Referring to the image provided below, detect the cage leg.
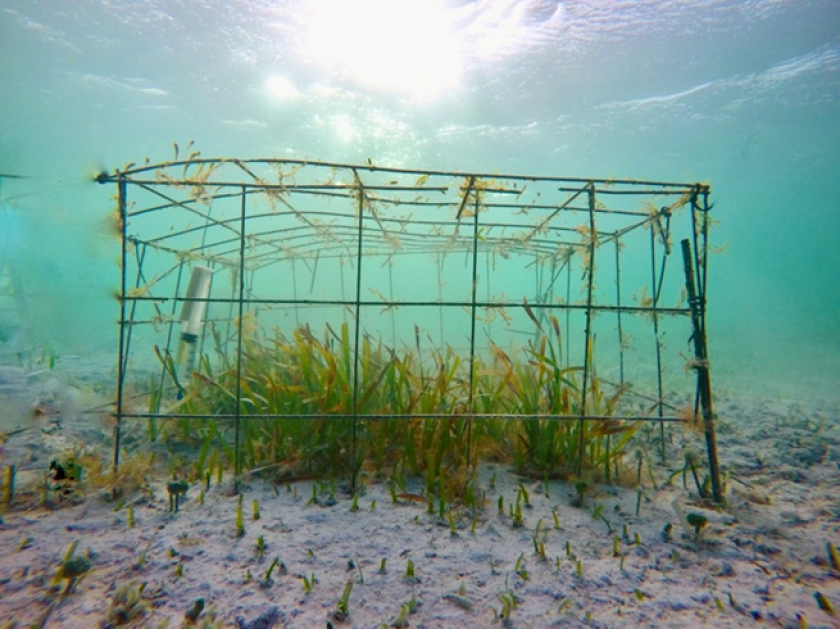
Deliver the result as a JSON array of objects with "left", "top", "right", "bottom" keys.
[
  {"left": 388, "top": 257, "right": 396, "bottom": 348},
  {"left": 114, "top": 176, "right": 128, "bottom": 473},
  {"left": 437, "top": 252, "right": 445, "bottom": 345},
  {"left": 680, "top": 239, "right": 723, "bottom": 504},
  {"left": 576, "top": 184, "right": 597, "bottom": 477},
  {"left": 350, "top": 178, "right": 365, "bottom": 491},
  {"left": 465, "top": 194, "right": 480, "bottom": 469},
  {"left": 614, "top": 236, "right": 625, "bottom": 385},
  {"left": 340, "top": 254, "right": 348, "bottom": 327},
  {"left": 649, "top": 229, "right": 667, "bottom": 462},
  {"left": 291, "top": 256, "right": 299, "bottom": 328}
]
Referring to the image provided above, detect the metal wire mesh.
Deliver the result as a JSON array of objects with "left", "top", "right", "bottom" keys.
[{"left": 98, "top": 157, "right": 721, "bottom": 500}]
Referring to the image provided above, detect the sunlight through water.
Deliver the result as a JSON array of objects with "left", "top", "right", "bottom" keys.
[{"left": 298, "top": 0, "right": 463, "bottom": 99}]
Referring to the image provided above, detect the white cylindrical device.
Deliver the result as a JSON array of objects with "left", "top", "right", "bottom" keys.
[{"left": 177, "top": 265, "right": 213, "bottom": 384}]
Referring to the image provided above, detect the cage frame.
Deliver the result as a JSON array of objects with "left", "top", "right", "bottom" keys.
[{"left": 97, "top": 157, "right": 722, "bottom": 502}]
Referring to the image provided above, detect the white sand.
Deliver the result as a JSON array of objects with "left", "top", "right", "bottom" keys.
[{"left": 1, "top": 376, "right": 839, "bottom": 628}]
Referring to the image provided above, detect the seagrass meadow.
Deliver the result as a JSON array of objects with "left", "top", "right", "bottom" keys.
[
  {"left": 97, "top": 155, "right": 722, "bottom": 502},
  {"left": 4, "top": 3, "right": 840, "bottom": 626}
]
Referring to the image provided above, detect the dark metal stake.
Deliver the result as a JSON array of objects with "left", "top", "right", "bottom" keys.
[
  {"left": 351, "top": 172, "right": 365, "bottom": 491},
  {"left": 113, "top": 175, "right": 128, "bottom": 472},
  {"left": 576, "top": 184, "right": 597, "bottom": 477},
  {"left": 291, "top": 256, "right": 300, "bottom": 327},
  {"left": 680, "top": 238, "right": 723, "bottom": 504},
  {"left": 613, "top": 236, "right": 625, "bottom": 385},
  {"left": 466, "top": 189, "right": 480, "bottom": 469},
  {"left": 649, "top": 228, "right": 666, "bottom": 462},
  {"left": 233, "top": 187, "right": 247, "bottom": 484}
]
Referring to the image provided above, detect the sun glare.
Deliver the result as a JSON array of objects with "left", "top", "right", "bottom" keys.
[
  {"left": 300, "top": 0, "right": 462, "bottom": 99},
  {"left": 265, "top": 75, "right": 301, "bottom": 102}
]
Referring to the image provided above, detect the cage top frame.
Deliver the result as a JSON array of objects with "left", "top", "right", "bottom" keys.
[{"left": 97, "top": 156, "right": 711, "bottom": 273}]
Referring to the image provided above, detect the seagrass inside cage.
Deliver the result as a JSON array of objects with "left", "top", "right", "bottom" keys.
[{"left": 99, "top": 158, "right": 721, "bottom": 501}]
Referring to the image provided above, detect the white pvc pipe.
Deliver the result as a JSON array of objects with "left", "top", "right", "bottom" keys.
[{"left": 177, "top": 266, "right": 213, "bottom": 384}]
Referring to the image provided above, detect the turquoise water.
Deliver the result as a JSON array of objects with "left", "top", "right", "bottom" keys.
[{"left": 1, "top": 0, "right": 838, "bottom": 401}]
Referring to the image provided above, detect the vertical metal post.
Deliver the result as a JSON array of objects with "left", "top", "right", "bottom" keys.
[
  {"left": 223, "top": 269, "right": 237, "bottom": 356},
  {"left": 437, "top": 252, "right": 445, "bottom": 344},
  {"left": 565, "top": 249, "right": 572, "bottom": 368},
  {"left": 546, "top": 255, "right": 557, "bottom": 335},
  {"left": 533, "top": 255, "right": 541, "bottom": 345},
  {"left": 247, "top": 268, "right": 257, "bottom": 326},
  {"left": 291, "top": 256, "right": 300, "bottom": 327},
  {"left": 388, "top": 258, "right": 396, "bottom": 348},
  {"left": 681, "top": 238, "right": 722, "bottom": 504},
  {"left": 196, "top": 198, "right": 215, "bottom": 366},
  {"left": 701, "top": 189, "right": 710, "bottom": 306},
  {"left": 113, "top": 175, "right": 128, "bottom": 472},
  {"left": 649, "top": 228, "right": 666, "bottom": 461},
  {"left": 690, "top": 187, "right": 706, "bottom": 307},
  {"left": 576, "top": 183, "right": 597, "bottom": 476},
  {"left": 466, "top": 185, "right": 480, "bottom": 468},
  {"left": 340, "top": 254, "right": 348, "bottom": 327},
  {"left": 351, "top": 174, "right": 365, "bottom": 490},
  {"left": 613, "top": 236, "right": 625, "bottom": 385},
  {"left": 155, "top": 260, "right": 186, "bottom": 422},
  {"left": 485, "top": 250, "right": 492, "bottom": 339},
  {"left": 233, "top": 186, "right": 247, "bottom": 481}
]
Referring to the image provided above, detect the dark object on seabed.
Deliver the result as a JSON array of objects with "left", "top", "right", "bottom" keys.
[
  {"left": 235, "top": 605, "right": 283, "bottom": 629},
  {"left": 50, "top": 459, "right": 80, "bottom": 481}
]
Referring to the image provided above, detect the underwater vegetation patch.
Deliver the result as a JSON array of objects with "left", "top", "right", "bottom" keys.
[
  {"left": 98, "top": 154, "right": 722, "bottom": 501},
  {"left": 147, "top": 316, "right": 637, "bottom": 488}
]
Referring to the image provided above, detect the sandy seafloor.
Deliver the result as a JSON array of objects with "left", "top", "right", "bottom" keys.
[{"left": 1, "top": 361, "right": 839, "bottom": 629}]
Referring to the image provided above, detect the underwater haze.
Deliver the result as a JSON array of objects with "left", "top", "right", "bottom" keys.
[{"left": 0, "top": 0, "right": 838, "bottom": 401}]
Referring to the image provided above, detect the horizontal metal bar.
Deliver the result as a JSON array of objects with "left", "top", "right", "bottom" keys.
[
  {"left": 117, "top": 296, "right": 690, "bottom": 315},
  {"left": 115, "top": 411, "right": 685, "bottom": 422},
  {"left": 122, "top": 178, "right": 451, "bottom": 194},
  {"left": 561, "top": 187, "right": 693, "bottom": 196},
  {"left": 107, "top": 157, "right": 707, "bottom": 190}
]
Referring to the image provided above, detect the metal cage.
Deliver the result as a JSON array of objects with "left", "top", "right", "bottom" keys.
[{"left": 98, "top": 157, "right": 721, "bottom": 501}]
